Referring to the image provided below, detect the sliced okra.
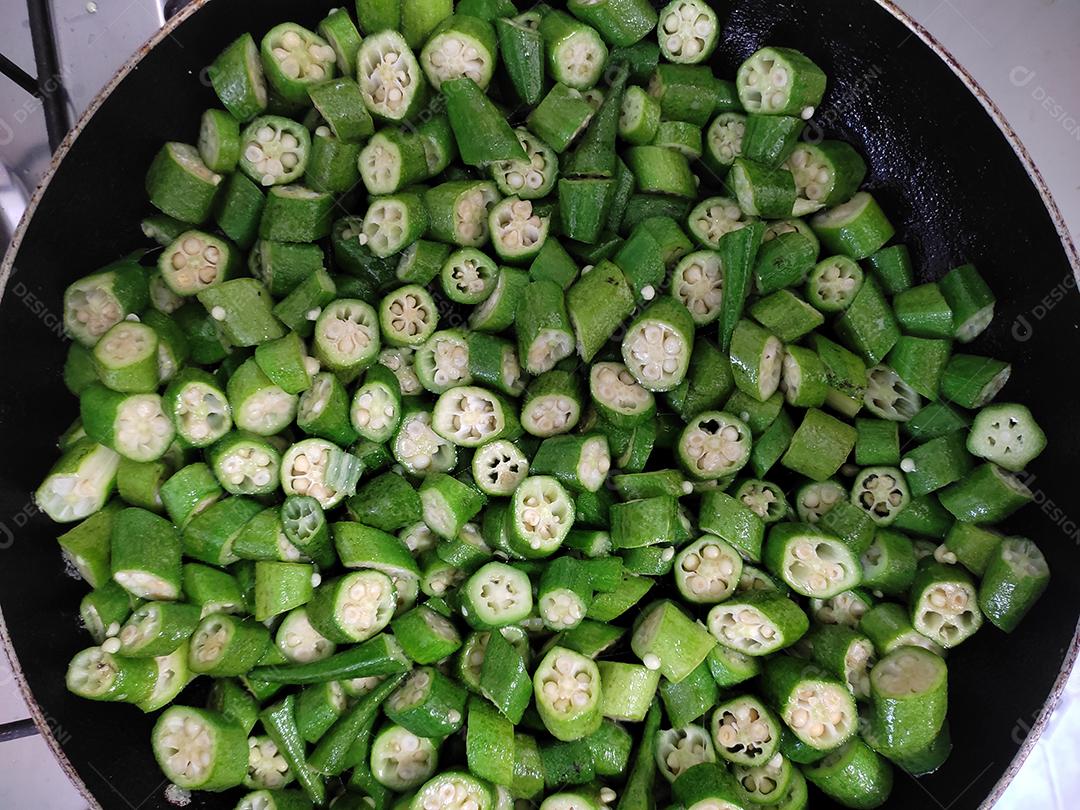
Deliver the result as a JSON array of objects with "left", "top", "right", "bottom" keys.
[
  {"left": 214, "top": 173, "right": 266, "bottom": 250},
  {"left": 491, "top": 128, "right": 558, "bottom": 200},
  {"left": 444, "top": 77, "right": 529, "bottom": 166},
  {"left": 409, "top": 772, "right": 494, "bottom": 810},
  {"left": 806, "top": 623, "right": 877, "bottom": 699},
  {"left": 472, "top": 439, "right": 530, "bottom": 497},
  {"left": 674, "top": 537, "right": 742, "bottom": 604},
  {"left": 763, "top": 523, "right": 862, "bottom": 599},
  {"left": 110, "top": 508, "right": 182, "bottom": 600},
  {"left": 421, "top": 14, "right": 498, "bottom": 91},
  {"left": 522, "top": 370, "right": 583, "bottom": 437},
  {"left": 242, "top": 735, "right": 294, "bottom": 789},
  {"left": 197, "top": 108, "right": 240, "bottom": 175},
  {"left": 668, "top": 250, "right": 724, "bottom": 326},
  {"left": 539, "top": 11, "right": 609, "bottom": 90},
  {"left": 656, "top": 0, "right": 718, "bottom": 63},
  {"left": 358, "top": 31, "right": 429, "bottom": 123},
  {"left": 314, "top": 298, "right": 380, "bottom": 379},
  {"left": 419, "top": 473, "right": 485, "bottom": 540},
  {"left": 802, "top": 739, "right": 892, "bottom": 808},
  {"left": 698, "top": 489, "right": 765, "bottom": 562},
  {"left": 209, "top": 34, "right": 268, "bottom": 121},
  {"left": 397, "top": 239, "right": 453, "bottom": 287},
  {"left": 386, "top": 666, "right": 468, "bottom": 737},
  {"left": 318, "top": 7, "right": 363, "bottom": 77},
  {"left": 281, "top": 439, "right": 360, "bottom": 509},
  {"left": 228, "top": 358, "right": 299, "bottom": 436},
  {"left": 370, "top": 725, "right": 439, "bottom": 790},
  {"left": 735, "top": 479, "right": 790, "bottom": 523},
  {"left": 81, "top": 385, "right": 175, "bottom": 463},
  {"left": 786, "top": 141, "right": 867, "bottom": 212},
  {"left": 762, "top": 656, "right": 858, "bottom": 753},
  {"left": 531, "top": 434, "right": 611, "bottom": 494},
  {"left": 260, "top": 23, "right": 337, "bottom": 105},
  {"left": 810, "top": 588, "right": 874, "bottom": 629},
  {"left": 939, "top": 263, "right": 995, "bottom": 343},
  {"left": 678, "top": 410, "right": 752, "bottom": 481},
  {"left": 940, "top": 353, "right": 1011, "bottom": 410},
  {"left": 467, "top": 332, "right": 526, "bottom": 398},
  {"left": 967, "top": 403, "right": 1041, "bottom": 473},
  {"left": 729, "top": 319, "right": 784, "bottom": 403},
  {"left": 708, "top": 695, "right": 782, "bottom": 770},
  {"left": 146, "top": 142, "right": 223, "bottom": 225},
  {"left": 90, "top": 320, "right": 159, "bottom": 394},
  {"left": 359, "top": 128, "right": 431, "bottom": 195},
  {"left": 863, "top": 364, "right": 921, "bottom": 422},
  {"left": 527, "top": 83, "right": 596, "bottom": 154},
  {"left": 417, "top": 329, "right": 474, "bottom": 394},
  {"left": 272, "top": 268, "right": 336, "bottom": 338},
  {"left": 900, "top": 432, "right": 973, "bottom": 498},
  {"left": 737, "top": 46, "right": 826, "bottom": 117},
  {"left": 58, "top": 504, "right": 120, "bottom": 588},
  {"left": 393, "top": 408, "right": 457, "bottom": 476},
  {"left": 458, "top": 561, "right": 533, "bottom": 630},
  {"left": 707, "top": 592, "right": 808, "bottom": 657},
  {"left": 589, "top": 362, "right": 656, "bottom": 428},
  {"left": 619, "top": 85, "right": 662, "bottom": 146},
  {"left": 305, "top": 571, "right": 396, "bottom": 645},
  {"left": 505, "top": 475, "right": 576, "bottom": 558},
  {"left": 304, "top": 129, "right": 364, "bottom": 195},
  {"left": 159, "top": 463, "right": 223, "bottom": 529},
  {"left": 625, "top": 146, "right": 697, "bottom": 199},
  {"left": 866, "top": 645, "right": 947, "bottom": 758},
  {"left": 778, "top": 345, "right": 828, "bottom": 409},
  {"left": 655, "top": 725, "right": 717, "bottom": 782},
  {"left": 620, "top": 297, "right": 695, "bottom": 392},
  {"left": 810, "top": 192, "right": 895, "bottom": 260},
  {"left": 489, "top": 198, "right": 550, "bottom": 264},
  {"left": 150, "top": 706, "right": 249, "bottom": 790},
  {"left": 566, "top": 259, "right": 635, "bottom": 363},
  {"left": 495, "top": 16, "right": 545, "bottom": 106},
  {"left": 537, "top": 557, "right": 594, "bottom": 632},
  {"left": 253, "top": 331, "right": 313, "bottom": 396},
  {"left": 806, "top": 255, "right": 864, "bottom": 313},
  {"left": 632, "top": 600, "right": 716, "bottom": 684},
  {"left": 297, "top": 372, "right": 359, "bottom": 447},
  {"left": 275, "top": 608, "right": 336, "bottom": 664},
  {"left": 534, "top": 646, "right": 603, "bottom": 741},
  {"left": 909, "top": 561, "right": 982, "bottom": 648},
  {"left": 362, "top": 192, "right": 430, "bottom": 258},
  {"left": 470, "top": 265, "right": 529, "bottom": 333},
  {"left": 349, "top": 365, "right": 403, "bottom": 444},
  {"left": 188, "top": 612, "right": 271, "bottom": 676},
  {"left": 65, "top": 642, "right": 156, "bottom": 703},
  {"left": 441, "top": 248, "right": 499, "bottom": 304},
  {"left": 979, "top": 537, "right": 1050, "bottom": 632},
  {"left": 850, "top": 466, "right": 910, "bottom": 526},
  {"left": 295, "top": 680, "right": 347, "bottom": 745},
  {"left": 209, "top": 431, "right": 281, "bottom": 496},
  {"left": 653, "top": 120, "right": 704, "bottom": 160},
  {"left": 393, "top": 604, "right": 463, "bottom": 664},
  {"left": 239, "top": 116, "right": 311, "bottom": 186},
  {"left": 379, "top": 284, "right": 439, "bottom": 349},
  {"left": 858, "top": 602, "right": 943, "bottom": 657},
  {"left": 426, "top": 180, "right": 501, "bottom": 247},
  {"left": 517, "top": 280, "right": 575, "bottom": 376}
]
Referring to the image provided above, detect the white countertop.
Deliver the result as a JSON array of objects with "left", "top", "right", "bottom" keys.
[{"left": 1, "top": 0, "right": 1078, "bottom": 807}]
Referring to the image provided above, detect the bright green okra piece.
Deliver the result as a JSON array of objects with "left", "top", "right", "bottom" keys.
[
  {"left": 939, "top": 263, "right": 995, "bottom": 343},
  {"left": 111, "top": 507, "right": 183, "bottom": 600},
  {"left": 632, "top": 600, "right": 716, "bottom": 683},
  {"left": 938, "top": 463, "right": 1032, "bottom": 523},
  {"left": 80, "top": 385, "right": 174, "bottom": 463},
  {"left": 782, "top": 408, "right": 857, "bottom": 482},
  {"left": 978, "top": 537, "right": 1050, "bottom": 632},
  {"left": 899, "top": 432, "right": 974, "bottom": 497},
  {"left": 811, "top": 192, "right": 895, "bottom": 260},
  {"left": 940, "top": 353, "right": 1012, "bottom": 409},
  {"left": 867, "top": 645, "right": 947, "bottom": 756},
  {"left": 150, "top": 706, "right": 249, "bottom": 790},
  {"left": 539, "top": 11, "right": 609, "bottom": 90},
  {"left": 803, "top": 738, "right": 893, "bottom": 809},
  {"left": 625, "top": 145, "right": 697, "bottom": 199},
  {"left": 496, "top": 16, "right": 545, "bottom": 106},
  {"left": 528, "top": 83, "right": 596, "bottom": 153},
  {"left": 534, "top": 645, "right": 604, "bottom": 741},
  {"left": 260, "top": 185, "right": 334, "bottom": 243},
  {"left": 764, "top": 522, "right": 862, "bottom": 599},
  {"left": 146, "top": 142, "right": 223, "bottom": 224},
  {"left": 444, "top": 77, "right": 528, "bottom": 166}
]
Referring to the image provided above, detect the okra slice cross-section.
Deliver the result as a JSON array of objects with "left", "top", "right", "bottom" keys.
[
  {"left": 762, "top": 658, "right": 858, "bottom": 752},
  {"left": 151, "top": 706, "right": 248, "bottom": 791},
  {"left": 239, "top": 116, "right": 311, "bottom": 186},
  {"left": 409, "top": 771, "right": 493, "bottom": 810},
  {"left": 281, "top": 438, "right": 358, "bottom": 509},
  {"left": 433, "top": 386, "right": 513, "bottom": 447},
  {"left": 675, "top": 537, "right": 743, "bottom": 604},
  {"left": 710, "top": 695, "right": 781, "bottom": 767},
  {"left": 261, "top": 23, "right": 337, "bottom": 104},
  {"left": 851, "top": 466, "right": 909, "bottom": 526},
  {"left": 164, "top": 369, "right": 232, "bottom": 447},
  {"left": 673, "top": 250, "right": 725, "bottom": 326},
  {"left": 910, "top": 562, "right": 982, "bottom": 648},
  {"left": 357, "top": 31, "right": 426, "bottom": 123},
  {"left": 620, "top": 297, "right": 695, "bottom": 391},
  {"left": 657, "top": 0, "right": 719, "bottom": 64},
  {"left": 314, "top": 299, "right": 380, "bottom": 377},
  {"left": 420, "top": 14, "right": 498, "bottom": 91},
  {"left": 394, "top": 409, "right": 457, "bottom": 476},
  {"left": 380, "top": 284, "right": 438, "bottom": 348},
  {"left": 158, "top": 231, "right": 233, "bottom": 298},
  {"left": 707, "top": 592, "right": 808, "bottom": 656},
  {"left": 678, "top": 411, "right": 752, "bottom": 481},
  {"left": 654, "top": 725, "right": 717, "bottom": 782},
  {"left": 736, "top": 47, "right": 827, "bottom": 118},
  {"left": 507, "top": 475, "right": 576, "bottom": 558},
  {"left": 533, "top": 646, "right": 603, "bottom": 741},
  {"left": 472, "top": 439, "right": 529, "bottom": 497},
  {"left": 371, "top": 724, "right": 439, "bottom": 790},
  {"left": 764, "top": 523, "right": 862, "bottom": 599},
  {"left": 590, "top": 362, "right": 655, "bottom": 427}
]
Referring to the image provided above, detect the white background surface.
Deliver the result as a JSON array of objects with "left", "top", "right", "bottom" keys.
[{"left": 1, "top": 0, "right": 1078, "bottom": 807}]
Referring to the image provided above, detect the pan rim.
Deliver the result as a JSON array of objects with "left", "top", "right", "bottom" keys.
[{"left": 0, "top": 1, "right": 1077, "bottom": 808}]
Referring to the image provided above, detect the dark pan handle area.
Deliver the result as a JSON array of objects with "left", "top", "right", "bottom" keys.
[{"left": 1, "top": 1, "right": 1077, "bottom": 808}]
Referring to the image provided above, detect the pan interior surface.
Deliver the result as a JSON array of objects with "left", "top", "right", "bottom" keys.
[{"left": 0, "top": 1, "right": 1076, "bottom": 808}]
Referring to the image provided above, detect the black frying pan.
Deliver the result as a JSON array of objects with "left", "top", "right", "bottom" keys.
[{"left": 1, "top": 1, "right": 1077, "bottom": 808}]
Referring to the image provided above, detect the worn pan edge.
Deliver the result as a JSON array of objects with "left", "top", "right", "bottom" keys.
[{"left": 0, "top": 1, "right": 1077, "bottom": 808}]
